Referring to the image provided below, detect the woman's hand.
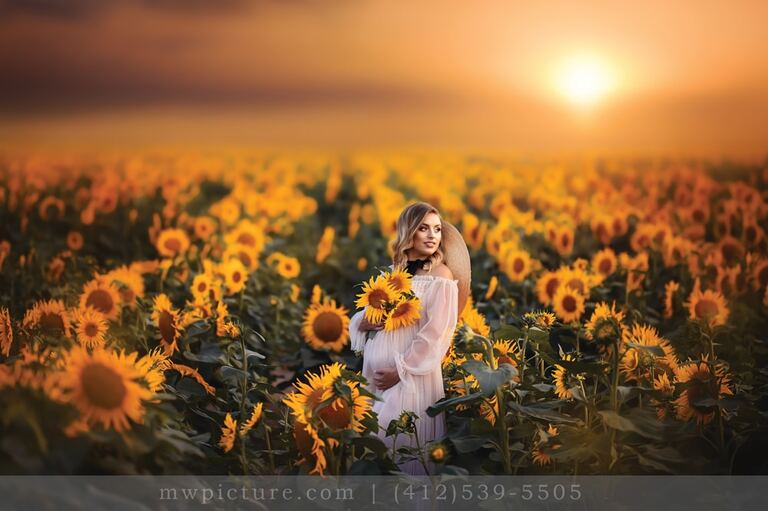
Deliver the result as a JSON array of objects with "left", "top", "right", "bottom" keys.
[
  {"left": 358, "top": 316, "right": 385, "bottom": 332},
  {"left": 373, "top": 367, "right": 400, "bottom": 391}
]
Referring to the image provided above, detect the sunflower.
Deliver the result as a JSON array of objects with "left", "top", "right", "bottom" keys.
[
  {"left": 223, "top": 243, "right": 260, "bottom": 272},
  {"left": 503, "top": 249, "right": 533, "bottom": 282},
  {"left": 384, "top": 297, "right": 421, "bottom": 332},
  {"left": 717, "top": 236, "right": 744, "bottom": 267},
  {"left": 79, "top": 278, "right": 121, "bottom": 321},
  {"left": 220, "top": 258, "right": 249, "bottom": 295},
  {"left": 428, "top": 442, "right": 450, "bottom": 463},
  {"left": 685, "top": 284, "right": 730, "bottom": 327},
  {"left": 315, "top": 226, "right": 335, "bottom": 264},
  {"left": 532, "top": 271, "right": 559, "bottom": 307},
  {"left": 151, "top": 294, "right": 182, "bottom": 355},
  {"left": 52, "top": 346, "right": 154, "bottom": 432},
  {"left": 584, "top": 301, "right": 625, "bottom": 344},
  {"left": 620, "top": 323, "right": 678, "bottom": 383},
  {"left": 386, "top": 267, "right": 412, "bottom": 294},
  {"left": 67, "top": 231, "right": 84, "bottom": 251},
  {"left": 553, "top": 353, "right": 582, "bottom": 400},
  {"left": 559, "top": 267, "right": 592, "bottom": 297},
  {"left": 22, "top": 299, "right": 71, "bottom": 338},
  {"left": 591, "top": 248, "right": 617, "bottom": 277},
  {"left": 219, "top": 413, "right": 237, "bottom": 452},
  {"left": 215, "top": 300, "right": 240, "bottom": 337},
  {"left": 169, "top": 362, "right": 215, "bottom": 395},
  {"left": 553, "top": 225, "right": 574, "bottom": 256},
  {"left": 356, "top": 257, "right": 367, "bottom": 270},
  {"left": 225, "top": 219, "right": 266, "bottom": 252},
  {"left": 458, "top": 299, "right": 491, "bottom": 337},
  {"left": 155, "top": 228, "right": 191, "bottom": 259},
  {"left": 493, "top": 339, "right": 522, "bottom": 375},
  {"left": 751, "top": 259, "right": 768, "bottom": 291},
  {"left": 664, "top": 280, "right": 680, "bottom": 319},
  {"left": 552, "top": 286, "right": 585, "bottom": 324},
  {"left": 484, "top": 275, "right": 499, "bottom": 300},
  {"left": 355, "top": 275, "right": 397, "bottom": 324},
  {"left": 38, "top": 196, "right": 65, "bottom": 221},
  {"left": 0, "top": 306, "right": 13, "bottom": 357},
  {"left": 73, "top": 307, "right": 109, "bottom": 348},
  {"left": 523, "top": 310, "right": 557, "bottom": 330},
  {"left": 239, "top": 402, "right": 264, "bottom": 437},
  {"left": 191, "top": 272, "right": 219, "bottom": 303},
  {"left": 193, "top": 216, "right": 217, "bottom": 240},
  {"left": 532, "top": 424, "right": 561, "bottom": 466},
  {"left": 104, "top": 266, "right": 145, "bottom": 308},
  {"left": 673, "top": 356, "right": 733, "bottom": 425},
  {"left": 283, "top": 362, "right": 373, "bottom": 475},
  {"left": 268, "top": 252, "right": 301, "bottom": 279},
  {"left": 302, "top": 300, "right": 350, "bottom": 352}
]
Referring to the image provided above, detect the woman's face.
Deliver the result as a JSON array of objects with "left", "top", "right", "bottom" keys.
[{"left": 410, "top": 212, "right": 442, "bottom": 257}]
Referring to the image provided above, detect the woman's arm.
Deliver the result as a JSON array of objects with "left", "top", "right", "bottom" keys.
[{"left": 392, "top": 277, "right": 459, "bottom": 393}]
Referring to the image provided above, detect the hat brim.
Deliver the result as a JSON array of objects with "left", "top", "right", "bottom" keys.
[{"left": 440, "top": 221, "right": 472, "bottom": 315}]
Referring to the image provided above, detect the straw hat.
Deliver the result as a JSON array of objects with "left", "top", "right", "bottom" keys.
[{"left": 438, "top": 220, "right": 472, "bottom": 315}]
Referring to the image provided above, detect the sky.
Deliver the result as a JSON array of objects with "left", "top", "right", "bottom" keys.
[{"left": 1, "top": 0, "right": 767, "bottom": 156}]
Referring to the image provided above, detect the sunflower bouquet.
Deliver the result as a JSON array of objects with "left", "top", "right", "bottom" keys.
[{"left": 353, "top": 268, "right": 422, "bottom": 351}]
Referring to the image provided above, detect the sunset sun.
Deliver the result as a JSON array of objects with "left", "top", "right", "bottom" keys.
[{"left": 554, "top": 53, "right": 617, "bottom": 108}]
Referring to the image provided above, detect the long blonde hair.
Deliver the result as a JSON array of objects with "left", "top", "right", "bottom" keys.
[{"left": 390, "top": 202, "right": 445, "bottom": 273}]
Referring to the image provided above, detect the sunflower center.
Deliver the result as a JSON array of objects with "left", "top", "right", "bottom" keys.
[
  {"left": 313, "top": 312, "right": 343, "bottom": 342},
  {"left": 512, "top": 258, "right": 524, "bottom": 273},
  {"left": 84, "top": 322, "right": 99, "bottom": 337},
  {"left": 562, "top": 295, "right": 577, "bottom": 313},
  {"left": 197, "top": 282, "right": 208, "bottom": 293},
  {"left": 164, "top": 238, "right": 181, "bottom": 253},
  {"left": 239, "top": 253, "right": 252, "bottom": 268},
  {"left": 159, "top": 310, "right": 176, "bottom": 343},
  {"left": 721, "top": 242, "right": 743, "bottom": 265},
  {"left": 368, "top": 289, "right": 388, "bottom": 308},
  {"left": 695, "top": 299, "right": 719, "bottom": 319},
  {"left": 567, "top": 279, "right": 585, "bottom": 295},
  {"left": 318, "top": 397, "right": 352, "bottom": 429},
  {"left": 40, "top": 312, "right": 65, "bottom": 335},
  {"left": 232, "top": 271, "right": 242, "bottom": 283},
  {"left": 391, "top": 302, "right": 413, "bottom": 319},
  {"left": 86, "top": 289, "right": 115, "bottom": 315},
  {"left": 545, "top": 278, "right": 560, "bottom": 299},
  {"left": 686, "top": 378, "right": 717, "bottom": 414},
  {"left": 598, "top": 258, "right": 613, "bottom": 274},
  {"left": 45, "top": 203, "right": 60, "bottom": 220},
  {"left": 81, "top": 363, "right": 127, "bottom": 409},
  {"left": 237, "top": 233, "right": 256, "bottom": 247}
]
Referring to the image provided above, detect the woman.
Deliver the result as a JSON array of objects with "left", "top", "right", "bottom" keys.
[{"left": 348, "top": 202, "right": 471, "bottom": 475}]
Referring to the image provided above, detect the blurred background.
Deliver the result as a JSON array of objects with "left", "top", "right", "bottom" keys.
[{"left": 1, "top": 0, "right": 767, "bottom": 157}]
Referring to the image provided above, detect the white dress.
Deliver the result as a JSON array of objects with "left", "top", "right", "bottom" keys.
[{"left": 349, "top": 273, "right": 459, "bottom": 475}]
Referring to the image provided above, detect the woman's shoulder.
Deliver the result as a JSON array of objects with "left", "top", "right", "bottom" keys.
[{"left": 428, "top": 263, "right": 454, "bottom": 280}]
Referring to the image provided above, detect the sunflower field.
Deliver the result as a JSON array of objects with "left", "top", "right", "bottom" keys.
[{"left": 1, "top": 148, "right": 767, "bottom": 476}]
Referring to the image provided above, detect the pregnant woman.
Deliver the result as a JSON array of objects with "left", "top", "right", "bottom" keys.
[{"left": 348, "top": 201, "right": 471, "bottom": 475}]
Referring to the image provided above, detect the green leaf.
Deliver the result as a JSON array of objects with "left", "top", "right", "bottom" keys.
[
  {"left": 492, "top": 325, "right": 523, "bottom": 341},
  {"left": 460, "top": 360, "right": 518, "bottom": 396},
  {"left": 508, "top": 401, "right": 582, "bottom": 425},
  {"left": 598, "top": 409, "right": 668, "bottom": 441},
  {"left": 427, "top": 392, "right": 485, "bottom": 416}
]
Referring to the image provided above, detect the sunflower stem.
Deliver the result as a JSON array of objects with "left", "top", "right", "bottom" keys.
[
  {"left": 412, "top": 425, "right": 430, "bottom": 476},
  {"left": 609, "top": 338, "right": 621, "bottom": 472},
  {"left": 519, "top": 328, "right": 530, "bottom": 389},
  {"left": 497, "top": 385, "right": 511, "bottom": 474},
  {"left": 265, "top": 425, "right": 276, "bottom": 474}
]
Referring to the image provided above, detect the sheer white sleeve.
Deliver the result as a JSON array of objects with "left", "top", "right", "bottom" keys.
[
  {"left": 349, "top": 308, "right": 368, "bottom": 353},
  {"left": 393, "top": 278, "right": 459, "bottom": 394}
]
